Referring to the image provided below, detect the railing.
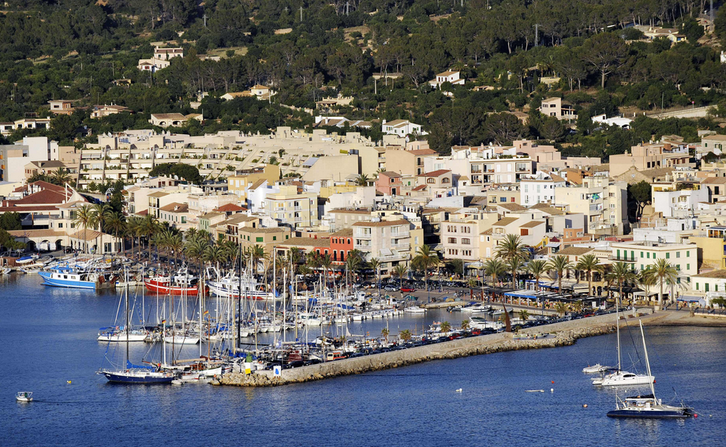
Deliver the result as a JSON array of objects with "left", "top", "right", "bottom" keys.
[{"left": 607, "top": 255, "right": 636, "bottom": 262}]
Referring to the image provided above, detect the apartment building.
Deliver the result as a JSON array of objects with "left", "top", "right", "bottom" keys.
[
  {"left": 520, "top": 173, "right": 566, "bottom": 206},
  {"left": 609, "top": 143, "right": 691, "bottom": 177},
  {"left": 265, "top": 185, "right": 318, "bottom": 229},
  {"left": 554, "top": 178, "right": 628, "bottom": 234},
  {"left": 352, "top": 219, "right": 412, "bottom": 276},
  {"left": 610, "top": 241, "right": 697, "bottom": 282}
]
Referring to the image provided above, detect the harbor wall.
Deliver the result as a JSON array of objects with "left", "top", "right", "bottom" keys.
[{"left": 218, "top": 312, "right": 639, "bottom": 388}]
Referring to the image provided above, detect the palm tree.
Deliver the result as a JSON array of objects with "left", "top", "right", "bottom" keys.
[
  {"left": 104, "top": 211, "right": 126, "bottom": 254},
  {"left": 607, "top": 262, "right": 637, "bottom": 306},
  {"left": 52, "top": 167, "right": 71, "bottom": 186},
  {"left": 73, "top": 205, "right": 94, "bottom": 254},
  {"left": 547, "top": 255, "right": 574, "bottom": 293},
  {"left": 440, "top": 321, "right": 451, "bottom": 333},
  {"left": 554, "top": 301, "right": 568, "bottom": 317},
  {"left": 125, "top": 216, "right": 143, "bottom": 259},
  {"left": 250, "top": 244, "right": 265, "bottom": 276},
  {"left": 381, "top": 327, "right": 389, "bottom": 342},
  {"left": 483, "top": 258, "right": 507, "bottom": 291},
  {"left": 637, "top": 268, "right": 657, "bottom": 305},
  {"left": 319, "top": 253, "right": 333, "bottom": 291},
  {"left": 393, "top": 264, "right": 408, "bottom": 297},
  {"left": 184, "top": 237, "right": 208, "bottom": 277},
  {"left": 460, "top": 319, "right": 470, "bottom": 330},
  {"left": 518, "top": 309, "right": 529, "bottom": 322},
  {"left": 576, "top": 254, "right": 601, "bottom": 297},
  {"left": 355, "top": 173, "right": 369, "bottom": 186},
  {"left": 368, "top": 257, "right": 381, "bottom": 296},
  {"left": 652, "top": 259, "right": 678, "bottom": 304},
  {"left": 400, "top": 329, "right": 412, "bottom": 342},
  {"left": 167, "top": 233, "right": 184, "bottom": 268},
  {"left": 507, "top": 256, "right": 525, "bottom": 289},
  {"left": 140, "top": 214, "right": 159, "bottom": 259},
  {"left": 345, "top": 255, "right": 362, "bottom": 288},
  {"left": 495, "top": 234, "right": 529, "bottom": 288},
  {"left": 413, "top": 244, "right": 438, "bottom": 302},
  {"left": 527, "top": 259, "right": 548, "bottom": 292},
  {"left": 91, "top": 203, "right": 113, "bottom": 255}
]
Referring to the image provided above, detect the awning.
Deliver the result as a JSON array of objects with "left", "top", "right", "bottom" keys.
[
  {"left": 546, "top": 242, "right": 561, "bottom": 248},
  {"left": 678, "top": 296, "right": 706, "bottom": 304},
  {"left": 505, "top": 290, "right": 538, "bottom": 299}
]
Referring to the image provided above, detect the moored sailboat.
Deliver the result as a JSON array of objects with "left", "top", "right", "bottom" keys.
[{"left": 607, "top": 321, "right": 693, "bottom": 419}]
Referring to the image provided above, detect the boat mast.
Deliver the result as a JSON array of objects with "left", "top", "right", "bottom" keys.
[
  {"left": 125, "top": 268, "right": 129, "bottom": 369},
  {"left": 616, "top": 293, "right": 621, "bottom": 372},
  {"left": 639, "top": 320, "right": 656, "bottom": 398}
]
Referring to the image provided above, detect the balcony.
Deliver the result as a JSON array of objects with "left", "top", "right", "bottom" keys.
[{"left": 607, "top": 255, "right": 637, "bottom": 262}]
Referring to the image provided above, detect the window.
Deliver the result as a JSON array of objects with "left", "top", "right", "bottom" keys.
[
  {"left": 687, "top": 251, "right": 690, "bottom": 257},
  {"left": 640, "top": 251, "right": 643, "bottom": 257},
  {"left": 273, "top": 236, "right": 277, "bottom": 241},
  {"left": 676, "top": 252, "right": 680, "bottom": 258},
  {"left": 666, "top": 253, "right": 670, "bottom": 259},
  {"left": 696, "top": 282, "right": 699, "bottom": 290},
  {"left": 687, "top": 264, "right": 690, "bottom": 271},
  {"left": 448, "top": 237, "right": 457, "bottom": 244},
  {"left": 256, "top": 237, "right": 263, "bottom": 242},
  {"left": 462, "top": 238, "right": 471, "bottom": 245},
  {"left": 427, "top": 178, "right": 436, "bottom": 184}
]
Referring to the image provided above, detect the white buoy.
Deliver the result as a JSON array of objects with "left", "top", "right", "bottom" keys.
[
  {"left": 455, "top": 388, "right": 463, "bottom": 393},
  {"left": 550, "top": 388, "right": 554, "bottom": 393}
]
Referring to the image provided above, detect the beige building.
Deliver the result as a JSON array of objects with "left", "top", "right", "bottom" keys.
[
  {"left": 384, "top": 148, "right": 437, "bottom": 176},
  {"left": 538, "top": 97, "right": 577, "bottom": 121},
  {"left": 158, "top": 202, "right": 191, "bottom": 231},
  {"left": 554, "top": 178, "right": 628, "bottom": 234},
  {"left": 149, "top": 113, "right": 203, "bottom": 128},
  {"left": 353, "top": 219, "right": 412, "bottom": 276},
  {"left": 265, "top": 185, "right": 318, "bottom": 228},
  {"left": 609, "top": 143, "right": 691, "bottom": 177}
]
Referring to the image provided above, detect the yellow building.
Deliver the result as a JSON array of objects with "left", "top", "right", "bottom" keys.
[
  {"left": 227, "top": 165, "right": 281, "bottom": 198},
  {"left": 265, "top": 185, "right": 318, "bottom": 229}
]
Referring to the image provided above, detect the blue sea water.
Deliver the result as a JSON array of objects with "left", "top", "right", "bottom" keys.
[{"left": 1, "top": 273, "right": 725, "bottom": 447}]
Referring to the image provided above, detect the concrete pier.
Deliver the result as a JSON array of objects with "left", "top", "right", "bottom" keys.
[{"left": 218, "top": 312, "right": 639, "bottom": 387}]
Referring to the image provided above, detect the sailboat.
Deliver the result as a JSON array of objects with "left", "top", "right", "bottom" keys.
[
  {"left": 592, "top": 298, "right": 654, "bottom": 387},
  {"left": 98, "top": 272, "right": 175, "bottom": 384},
  {"left": 607, "top": 321, "right": 693, "bottom": 418}
]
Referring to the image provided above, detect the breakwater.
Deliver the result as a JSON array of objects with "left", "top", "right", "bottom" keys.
[{"left": 218, "top": 313, "right": 627, "bottom": 387}]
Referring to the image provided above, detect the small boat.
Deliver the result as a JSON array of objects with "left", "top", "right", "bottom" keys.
[
  {"left": 583, "top": 364, "right": 615, "bottom": 374},
  {"left": 525, "top": 389, "right": 545, "bottom": 393},
  {"left": 607, "top": 321, "right": 693, "bottom": 419},
  {"left": 404, "top": 306, "right": 426, "bottom": 314},
  {"left": 16, "top": 391, "right": 33, "bottom": 402}
]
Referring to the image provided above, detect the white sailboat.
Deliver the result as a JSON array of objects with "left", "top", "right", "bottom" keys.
[
  {"left": 592, "top": 300, "right": 653, "bottom": 387},
  {"left": 607, "top": 321, "right": 693, "bottom": 418}
]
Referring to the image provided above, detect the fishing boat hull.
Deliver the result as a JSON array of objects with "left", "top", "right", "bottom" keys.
[
  {"left": 145, "top": 281, "right": 201, "bottom": 296},
  {"left": 38, "top": 271, "right": 97, "bottom": 289}
]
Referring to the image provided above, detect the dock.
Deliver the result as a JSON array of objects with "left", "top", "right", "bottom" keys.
[{"left": 218, "top": 312, "right": 653, "bottom": 387}]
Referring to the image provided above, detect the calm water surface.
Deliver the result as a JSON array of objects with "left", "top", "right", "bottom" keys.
[{"left": 1, "top": 274, "right": 724, "bottom": 446}]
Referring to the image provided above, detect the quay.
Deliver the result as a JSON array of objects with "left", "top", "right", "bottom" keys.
[{"left": 218, "top": 309, "right": 726, "bottom": 387}]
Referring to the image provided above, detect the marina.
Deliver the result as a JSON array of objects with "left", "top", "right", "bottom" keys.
[{"left": 2, "top": 271, "right": 724, "bottom": 446}]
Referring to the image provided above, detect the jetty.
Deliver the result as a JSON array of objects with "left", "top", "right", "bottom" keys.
[{"left": 219, "top": 311, "right": 667, "bottom": 387}]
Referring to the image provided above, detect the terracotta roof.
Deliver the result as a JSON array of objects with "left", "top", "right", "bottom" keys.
[
  {"left": 702, "top": 177, "right": 726, "bottom": 184},
  {"left": 529, "top": 203, "right": 565, "bottom": 215},
  {"left": 380, "top": 171, "right": 402, "bottom": 178},
  {"left": 329, "top": 209, "right": 371, "bottom": 214},
  {"left": 418, "top": 169, "right": 451, "bottom": 177},
  {"left": 10, "top": 189, "right": 68, "bottom": 206},
  {"left": 215, "top": 203, "right": 245, "bottom": 212},
  {"left": 557, "top": 246, "right": 594, "bottom": 256},
  {"left": 493, "top": 217, "right": 518, "bottom": 226},
  {"left": 332, "top": 228, "right": 353, "bottom": 237},
  {"left": 148, "top": 191, "right": 169, "bottom": 198},
  {"left": 69, "top": 229, "right": 104, "bottom": 241},
  {"left": 412, "top": 185, "right": 427, "bottom": 191},
  {"left": 8, "top": 229, "right": 65, "bottom": 238},
  {"left": 160, "top": 202, "right": 188, "bottom": 213},
  {"left": 352, "top": 219, "right": 410, "bottom": 227},
  {"left": 498, "top": 203, "right": 526, "bottom": 211},
  {"left": 248, "top": 179, "right": 267, "bottom": 191}
]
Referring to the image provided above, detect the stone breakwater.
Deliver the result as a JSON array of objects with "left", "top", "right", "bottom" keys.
[{"left": 218, "top": 315, "right": 620, "bottom": 388}]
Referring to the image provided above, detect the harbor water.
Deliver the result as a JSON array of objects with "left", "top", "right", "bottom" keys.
[{"left": 2, "top": 274, "right": 725, "bottom": 446}]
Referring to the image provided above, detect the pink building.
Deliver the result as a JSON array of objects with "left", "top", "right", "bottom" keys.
[{"left": 376, "top": 171, "right": 403, "bottom": 195}]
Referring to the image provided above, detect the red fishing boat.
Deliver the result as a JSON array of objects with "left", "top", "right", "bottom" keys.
[{"left": 144, "top": 268, "right": 206, "bottom": 296}]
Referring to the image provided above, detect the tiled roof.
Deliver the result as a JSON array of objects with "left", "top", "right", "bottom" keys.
[
  {"left": 352, "top": 219, "right": 410, "bottom": 227},
  {"left": 418, "top": 169, "right": 451, "bottom": 177},
  {"left": 557, "top": 246, "right": 594, "bottom": 256}
]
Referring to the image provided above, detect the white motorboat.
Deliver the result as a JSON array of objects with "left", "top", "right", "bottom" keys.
[
  {"left": 404, "top": 306, "right": 426, "bottom": 314},
  {"left": 16, "top": 391, "right": 33, "bottom": 402},
  {"left": 461, "top": 304, "right": 491, "bottom": 313}
]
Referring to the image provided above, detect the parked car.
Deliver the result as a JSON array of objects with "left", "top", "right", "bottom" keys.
[{"left": 400, "top": 287, "right": 416, "bottom": 293}]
